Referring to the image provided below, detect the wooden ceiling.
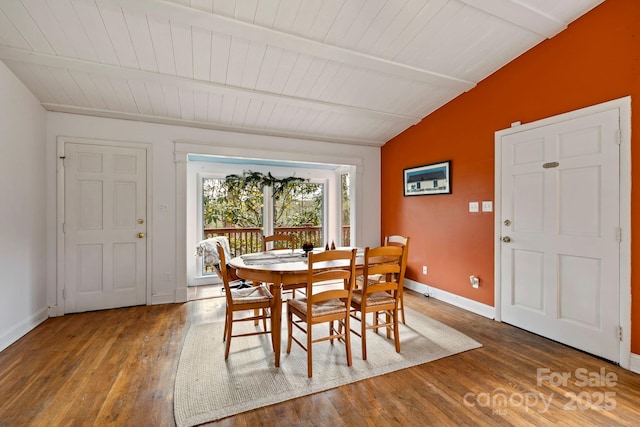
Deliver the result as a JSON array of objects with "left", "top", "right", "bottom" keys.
[{"left": 0, "top": 0, "right": 604, "bottom": 146}]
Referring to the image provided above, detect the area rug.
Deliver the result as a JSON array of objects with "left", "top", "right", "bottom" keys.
[{"left": 174, "top": 307, "right": 482, "bottom": 427}]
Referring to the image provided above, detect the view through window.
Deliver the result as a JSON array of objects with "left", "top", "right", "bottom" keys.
[
  {"left": 273, "top": 181, "right": 324, "bottom": 248},
  {"left": 341, "top": 173, "right": 351, "bottom": 246},
  {"left": 201, "top": 176, "right": 325, "bottom": 274}
]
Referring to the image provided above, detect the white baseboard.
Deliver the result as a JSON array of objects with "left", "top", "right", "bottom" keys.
[
  {"left": 175, "top": 286, "right": 188, "bottom": 303},
  {"left": 629, "top": 353, "right": 640, "bottom": 374},
  {"left": 152, "top": 291, "right": 179, "bottom": 305},
  {"left": 48, "top": 305, "right": 59, "bottom": 317},
  {"left": 191, "top": 275, "right": 222, "bottom": 286},
  {"left": 405, "top": 279, "right": 640, "bottom": 374},
  {"left": 0, "top": 307, "right": 49, "bottom": 353},
  {"left": 404, "top": 279, "right": 495, "bottom": 319}
]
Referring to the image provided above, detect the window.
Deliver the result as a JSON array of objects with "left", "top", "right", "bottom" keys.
[
  {"left": 273, "top": 181, "right": 324, "bottom": 248},
  {"left": 340, "top": 173, "right": 351, "bottom": 246},
  {"left": 200, "top": 175, "right": 327, "bottom": 274},
  {"left": 201, "top": 176, "right": 265, "bottom": 274}
]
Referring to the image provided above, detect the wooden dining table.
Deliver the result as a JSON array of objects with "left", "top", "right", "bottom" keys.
[{"left": 228, "top": 247, "right": 363, "bottom": 367}]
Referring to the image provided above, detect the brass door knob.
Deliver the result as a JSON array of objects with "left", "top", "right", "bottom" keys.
[
  {"left": 138, "top": 232, "right": 145, "bottom": 238},
  {"left": 502, "top": 236, "right": 511, "bottom": 243}
]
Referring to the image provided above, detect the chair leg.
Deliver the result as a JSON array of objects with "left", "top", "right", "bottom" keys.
[
  {"left": 224, "top": 311, "right": 233, "bottom": 359},
  {"left": 329, "top": 321, "right": 334, "bottom": 344},
  {"left": 399, "top": 293, "right": 406, "bottom": 324},
  {"left": 344, "top": 316, "right": 352, "bottom": 367},
  {"left": 286, "top": 309, "right": 293, "bottom": 354},
  {"left": 361, "top": 311, "right": 367, "bottom": 360},
  {"left": 223, "top": 307, "right": 229, "bottom": 342},
  {"left": 307, "top": 321, "right": 313, "bottom": 378},
  {"left": 393, "top": 308, "right": 401, "bottom": 353},
  {"left": 262, "top": 308, "right": 267, "bottom": 331},
  {"left": 386, "top": 311, "right": 392, "bottom": 339},
  {"left": 373, "top": 311, "right": 380, "bottom": 335}
]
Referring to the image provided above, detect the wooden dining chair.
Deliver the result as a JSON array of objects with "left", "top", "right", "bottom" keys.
[
  {"left": 216, "top": 243, "right": 275, "bottom": 360},
  {"left": 350, "top": 245, "right": 405, "bottom": 360},
  {"left": 262, "top": 233, "right": 295, "bottom": 251},
  {"left": 262, "top": 233, "right": 304, "bottom": 299},
  {"left": 384, "top": 235, "right": 410, "bottom": 324},
  {"left": 206, "top": 235, "right": 248, "bottom": 287},
  {"left": 355, "top": 236, "right": 410, "bottom": 324},
  {"left": 286, "top": 248, "right": 357, "bottom": 378}
]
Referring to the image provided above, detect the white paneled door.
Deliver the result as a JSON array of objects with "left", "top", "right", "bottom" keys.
[
  {"left": 63, "top": 143, "right": 147, "bottom": 313},
  {"left": 500, "top": 109, "right": 620, "bottom": 363}
]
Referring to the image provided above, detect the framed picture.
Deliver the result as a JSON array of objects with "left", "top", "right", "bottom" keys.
[{"left": 403, "top": 161, "right": 451, "bottom": 196}]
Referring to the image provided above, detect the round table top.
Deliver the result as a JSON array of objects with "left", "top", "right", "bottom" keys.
[{"left": 229, "top": 248, "right": 362, "bottom": 274}]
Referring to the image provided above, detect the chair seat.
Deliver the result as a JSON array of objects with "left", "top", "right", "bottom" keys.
[
  {"left": 288, "top": 297, "right": 348, "bottom": 317},
  {"left": 355, "top": 274, "right": 384, "bottom": 287},
  {"left": 230, "top": 283, "right": 273, "bottom": 304},
  {"left": 351, "top": 289, "right": 395, "bottom": 307}
]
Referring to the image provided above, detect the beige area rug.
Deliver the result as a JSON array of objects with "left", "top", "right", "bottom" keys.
[{"left": 174, "top": 306, "right": 482, "bottom": 427}]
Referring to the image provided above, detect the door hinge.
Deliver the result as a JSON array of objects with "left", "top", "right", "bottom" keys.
[
  {"left": 615, "top": 227, "right": 622, "bottom": 242},
  {"left": 62, "top": 288, "right": 66, "bottom": 300},
  {"left": 617, "top": 326, "right": 623, "bottom": 341},
  {"left": 616, "top": 129, "right": 622, "bottom": 145},
  {"left": 62, "top": 222, "right": 66, "bottom": 233}
]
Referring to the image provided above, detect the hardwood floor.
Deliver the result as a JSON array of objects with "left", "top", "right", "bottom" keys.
[{"left": 1, "top": 290, "right": 639, "bottom": 426}]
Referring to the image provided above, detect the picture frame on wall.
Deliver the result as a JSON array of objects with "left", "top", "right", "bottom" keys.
[{"left": 403, "top": 161, "right": 451, "bottom": 196}]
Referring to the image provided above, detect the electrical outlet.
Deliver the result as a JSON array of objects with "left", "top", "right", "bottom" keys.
[
  {"left": 482, "top": 201, "right": 493, "bottom": 212},
  {"left": 469, "top": 275, "right": 480, "bottom": 288},
  {"left": 422, "top": 265, "right": 427, "bottom": 275},
  {"left": 469, "top": 202, "right": 479, "bottom": 212}
]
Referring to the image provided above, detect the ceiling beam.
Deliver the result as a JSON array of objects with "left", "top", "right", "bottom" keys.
[
  {"left": 458, "top": 0, "right": 567, "bottom": 38},
  {"left": 0, "top": 46, "right": 420, "bottom": 126},
  {"left": 92, "top": 0, "right": 476, "bottom": 92},
  {"left": 41, "top": 103, "right": 386, "bottom": 147}
]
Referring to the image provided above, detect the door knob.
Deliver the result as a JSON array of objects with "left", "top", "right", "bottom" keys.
[
  {"left": 138, "top": 232, "right": 145, "bottom": 238},
  {"left": 502, "top": 236, "right": 511, "bottom": 243}
]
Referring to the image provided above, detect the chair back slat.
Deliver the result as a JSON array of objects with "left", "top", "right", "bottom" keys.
[{"left": 262, "top": 234, "right": 295, "bottom": 251}]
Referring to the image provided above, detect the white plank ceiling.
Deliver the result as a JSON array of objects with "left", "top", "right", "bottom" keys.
[{"left": 0, "top": 0, "right": 604, "bottom": 146}]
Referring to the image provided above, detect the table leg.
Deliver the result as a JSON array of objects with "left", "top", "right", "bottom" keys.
[{"left": 272, "top": 281, "right": 283, "bottom": 367}]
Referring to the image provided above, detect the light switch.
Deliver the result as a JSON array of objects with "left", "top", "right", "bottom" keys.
[
  {"left": 482, "top": 201, "right": 493, "bottom": 212},
  {"left": 469, "top": 202, "right": 479, "bottom": 212}
]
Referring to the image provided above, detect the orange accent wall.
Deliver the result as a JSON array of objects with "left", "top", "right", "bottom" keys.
[{"left": 381, "top": 0, "right": 640, "bottom": 352}]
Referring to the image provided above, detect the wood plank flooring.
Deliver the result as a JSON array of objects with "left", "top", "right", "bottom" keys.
[{"left": 1, "top": 290, "right": 639, "bottom": 426}]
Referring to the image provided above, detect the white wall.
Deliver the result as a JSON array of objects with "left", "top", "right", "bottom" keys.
[
  {"left": 0, "top": 62, "right": 48, "bottom": 352},
  {"left": 46, "top": 112, "right": 381, "bottom": 308}
]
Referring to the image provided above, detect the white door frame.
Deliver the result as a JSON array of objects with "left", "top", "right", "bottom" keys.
[
  {"left": 55, "top": 136, "right": 154, "bottom": 316},
  {"left": 493, "top": 96, "right": 631, "bottom": 369},
  {"left": 174, "top": 140, "right": 364, "bottom": 302}
]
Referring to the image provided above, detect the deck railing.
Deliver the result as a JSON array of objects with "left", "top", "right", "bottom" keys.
[{"left": 203, "top": 225, "right": 350, "bottom": 256}]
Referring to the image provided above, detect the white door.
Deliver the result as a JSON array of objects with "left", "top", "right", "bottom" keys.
[
  {"left": 500, "top": 109, "right": 620, "bottom": 362},
  {"left": 64, "top": 143, "right": 147, "bottom": 313}
]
